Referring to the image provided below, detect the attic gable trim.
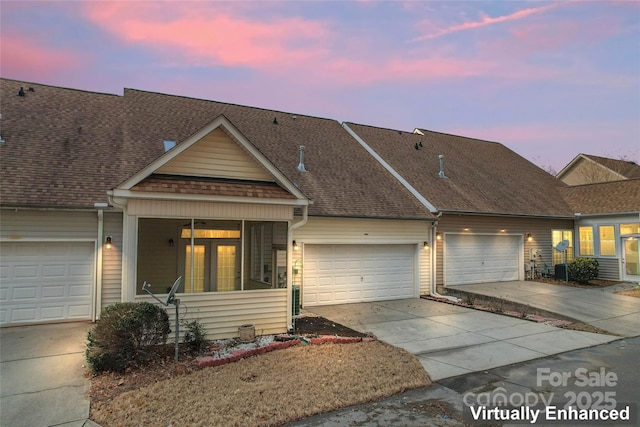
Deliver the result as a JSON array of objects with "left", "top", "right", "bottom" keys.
[
  {"left": 342, "top": 123, "right": 438, "bottom": 213},
  {"left": 117, "top": 115, "right": 307, "bottom": 201},
  {"left": 109, "top": 189, "right": 309, "bottom": 206}
]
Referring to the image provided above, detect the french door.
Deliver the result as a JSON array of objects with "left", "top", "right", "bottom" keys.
[{"left": 183, "top": 240, "right": 240, "bottom": 292}]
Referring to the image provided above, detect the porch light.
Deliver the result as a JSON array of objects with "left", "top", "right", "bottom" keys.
[
  {"left": 168, "top": 238, "right": 174, "bottom": 247},
  {"left": 423, "top": 241, "right": 429, "bottom": 249},
  {"left": 105, "top": 236, "right": 112, "bottom": 250},
  {"left": 526, "top": 233, "right": 533, "bottom": 242},
  {"left": 293, "top": 240, "right": 300, "bottom": 251},
  {"left": 436, "top": 232, "right": 442, "bottom": 240}
]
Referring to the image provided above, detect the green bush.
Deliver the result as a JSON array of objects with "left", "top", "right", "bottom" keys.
[
  {"left": 183, "top": 319, "right": 209, "bottom": 354},
  {"left": 86, "top": 302, "right": 170, "bottom": 373},
  {"left": 568, "top": 257, "right": 599, "bottom": 283}
]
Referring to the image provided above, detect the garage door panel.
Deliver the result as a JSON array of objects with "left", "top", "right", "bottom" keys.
[
  {"left": 445, "top": 234, "right": 520, "bottom": 286},
  {"left": 303, "top": 244, "right": 415, "bottom": 306},
  {"left": 0, "top": 242, "right": 94, "bottom": 325}
]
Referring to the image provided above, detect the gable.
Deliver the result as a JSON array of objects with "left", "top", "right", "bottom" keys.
[
  {"left": 560, "top": 156, "right": 623, "bottom": 185},
  {"left": 156, "top": 128, "right": 273, "bottom": 182}
]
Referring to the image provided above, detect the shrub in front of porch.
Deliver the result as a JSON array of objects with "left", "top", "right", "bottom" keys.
[
  {"left": 86, "top": 302, "right": 170, "bottom": 373},
  {"left": 568, "top": 257, "right": 599, "bottom": 283}
]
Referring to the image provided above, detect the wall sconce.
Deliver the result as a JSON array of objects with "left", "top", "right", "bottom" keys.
[
  {"left": 293, "top": 240, "right": 300, "bottom": 251},
  {"left": 168, "top": 238, "right": 174, "bottom": 247},
  {"left": 105, "top": 236, "right": 112, "bottom": 250},
  {"left": 423, "top": 241, "right": 429, "bottom": 250},
  {"left": 463, "top": 228, "right": 470, "bottom": 232},
  {"left": 436, "top": 232, "right": 442, "bottom": 240},
  {"left": 526, "top": 233, "right": 533, "bottom": 242}
]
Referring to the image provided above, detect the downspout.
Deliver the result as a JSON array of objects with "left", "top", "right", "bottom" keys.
[
  {"left": 96, "top": 209, "right": 104, "bottom": 320},
  {"left": 430, "top": 213, "right": 459, "bottom": 302}
]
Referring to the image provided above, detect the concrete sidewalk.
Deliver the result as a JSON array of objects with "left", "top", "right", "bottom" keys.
[
  {"left": 0, "top": 322, "right": 97, "bottom": 427},
  {"left": 449, "top": 280, "right": 640, "bottom": 337},
  {"left": 307, "top": 298, "right": 617, "bottom": 380}
]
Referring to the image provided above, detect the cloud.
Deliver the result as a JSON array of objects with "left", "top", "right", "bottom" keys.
[
  {"left": 0, "top": 34, "right": 84, "bottom": 81},
  {"left": 412, "top": 3, "right": 560, "bottom": 42},
  {"left": 82, "top": 2, "right": 330, "bottom": 69}
]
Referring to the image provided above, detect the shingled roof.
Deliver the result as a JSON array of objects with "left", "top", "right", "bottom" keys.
[
  {"left": 558, "top": 179, "right": 640, "bottom": 215},
  {"left": 345, "top": 123, "right": 574, "bottom": 217},
  {"left": 0, "top": 79, "right": 432, "bottom": 220},
  {"left": 582, "top": 154, "right": 640, "bottom": 179}
]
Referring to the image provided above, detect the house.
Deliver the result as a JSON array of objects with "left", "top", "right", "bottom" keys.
[
  {"left": 559, "top": 179, "right": 640, "bottom": 282},
  {"left": 343, "top": 123, "right": 577, "bottom": 287},
  {"left": 0, "top": 79, "right": 434, "bottom": 337},
  {"left": 557, "top": 153, "right": 640, "bottom": 186}
]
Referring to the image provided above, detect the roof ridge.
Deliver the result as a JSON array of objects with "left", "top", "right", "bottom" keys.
[
  {"left": 343, "top": 121, "right": 413, "bottom": 135},
  {"left": 0, "top": 77, "right": 121, "bottom": 97},
  {"left": 123, "top": 87, "right": 340, "bottom": 124}
]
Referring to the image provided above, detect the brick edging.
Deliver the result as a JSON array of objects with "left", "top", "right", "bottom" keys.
[{"left": 196, "top": 336, "right": 375, "bottom": 369}]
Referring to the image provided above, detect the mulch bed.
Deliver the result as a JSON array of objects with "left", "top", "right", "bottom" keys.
[{"left": 293, "top": 315, "right": 369, "bottom": 337}]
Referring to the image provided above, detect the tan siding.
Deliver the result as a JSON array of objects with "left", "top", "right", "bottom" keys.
[
  {"left": 128, "top": 199, "right": 293, "bottom": 221},
  {"left": 101, "top": 212, "right": 123, "bottom": 308},
  {"left": 135, "top": 289, "right": 287, "bottom": 340},
  {"left": 419, "top": 247, "right": 430, "bottom": 295},
  {"left": 156, "top": 128, "right": 273, "bottom": 181},
  {"left": 293, "top": 217, "right": 430, "bottom": 243},
  {"left": 435, "top": 215, "right": 574, "bottom": 284},
  {"left": 594, "top": 257, "right": 620, "bottom": 280},
  {"left": 561, "top": 158, "right": 621, "bottom": 185},
  {"left": 0, "top": 209, "right": 97, "bottom": 239}
]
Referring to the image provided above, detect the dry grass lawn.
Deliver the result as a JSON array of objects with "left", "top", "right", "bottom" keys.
[
  {"left": 616, "top": 288, "right": 640, "bottom": 298},
  {"left": 91, "top": 341, "right": 431, "bottom": 427}
]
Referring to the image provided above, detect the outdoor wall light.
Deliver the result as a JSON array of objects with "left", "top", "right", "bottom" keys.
[
  {"left": 526, "top": 233, "right": 533, "bottom": 242},
  {"left": 423, "top": 241, "right": 429, "bottom": 249},
  {"left": 105, "top": 236, "right": 112, "bottom": 250},
  {"left": 168, "top": 238, "right": 174, "bottom": 247},
  {"left": 436, "top": 232, "right": 442, "bottom": 240},
  {"left": 293, "top": 240, "right": 300, "bottom": 251}
]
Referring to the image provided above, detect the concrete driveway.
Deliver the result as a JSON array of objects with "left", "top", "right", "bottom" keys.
[
  {"left": 449, "top": 280, "right": 640, "bottom": 337},
  {"left": 0, "top": 322, "right": 95, "bottom": 427},
  {"left": 307, "top": 298, "right": 618, "bottom": 380}
]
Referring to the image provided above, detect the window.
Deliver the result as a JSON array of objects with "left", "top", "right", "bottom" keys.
[
  {"left": 552, "top": 230, "right": 574, "bottom": 265},
  {"left": 136, "top": 218, "right": 288, "bottom": 295},
  {"left": 578, "top": 226, "right": 594, "bottom": 256},
  {"left": 621, "top": 223, "right": 640, "bottom": 235},
  {"left": 599, "top": 226, "right": 616, "bottom": 256}
]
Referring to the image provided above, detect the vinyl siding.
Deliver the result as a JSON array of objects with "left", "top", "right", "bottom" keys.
[
  {"left": 594, "top": 257, "right": 620, "bottom": 280},
  {"left": 101, "top": 212, "right": 123, "bottom": 308},
  {"left": 156, "top": 128, "right": 273, "bottom": 181},
  {"left": 0, "top": 209, "right": 97, "bottom": 240},
  {"left": 135, "top": 289, "right": 287, "bottom": 340},
  {"left": 128, "top": 199, "right": 293, "bottom": 221},
  {"left": 435, "top": 215, "right": 574, "bottom": 284},
  {"left": 292, "top": 217, "right": 431, "bottom": 295}
]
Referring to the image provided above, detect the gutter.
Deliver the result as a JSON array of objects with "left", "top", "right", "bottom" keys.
[
  {"left": 429, "top": 212, "right": 459, "bottom": 302},
  {"left": 96, "top": 210, "right": 104, "bottom": 320},
  {"left": 287, "top": 205, "right": 309, "bottom": 331}
]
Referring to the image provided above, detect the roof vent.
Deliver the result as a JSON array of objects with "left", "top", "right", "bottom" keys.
[
  {"left": 18, "top": 87, "right": 25, "bottom": 97},
  {"left": 297, "top": 146, "right": 308, "bottom": 172},
  {"left": 438, "top": 154, "right": 447, "bottom": 179}
]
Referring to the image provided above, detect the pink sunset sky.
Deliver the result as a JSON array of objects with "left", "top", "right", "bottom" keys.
[{"left": 2, "top": 0, "right": 638, "bottom": 172}]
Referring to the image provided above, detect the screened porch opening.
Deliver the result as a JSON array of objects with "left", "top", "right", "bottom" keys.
[{"left": 136, "top": 218, "right": 288, "bottom": 295}]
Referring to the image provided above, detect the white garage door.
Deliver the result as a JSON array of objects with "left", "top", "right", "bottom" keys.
[
  {"left": 0, "top": 242, "right": 94, "bottom": 325},
  {"left": 445, "top": 234, "right": 520, "bottom": 286},
  {"left": 303, "top": 244, "right": 415, "bottom": 306}
]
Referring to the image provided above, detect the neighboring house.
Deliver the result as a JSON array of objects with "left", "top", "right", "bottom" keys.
[
  {"left": 343, "top": 123, "right": 576, "bottom": 287},
  {"left": 557, "top": 153, "right": 640, "bottom": 186},
  {"left": 0, "top": 79, "right": 433, "bottom": 337},
  {"left": 559, "top": 179, "right": 640, "bottom": 282}
]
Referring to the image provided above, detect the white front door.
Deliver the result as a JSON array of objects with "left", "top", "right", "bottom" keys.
[{"left": 622, "top": 237, "right": 640, "bottom": 282}]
